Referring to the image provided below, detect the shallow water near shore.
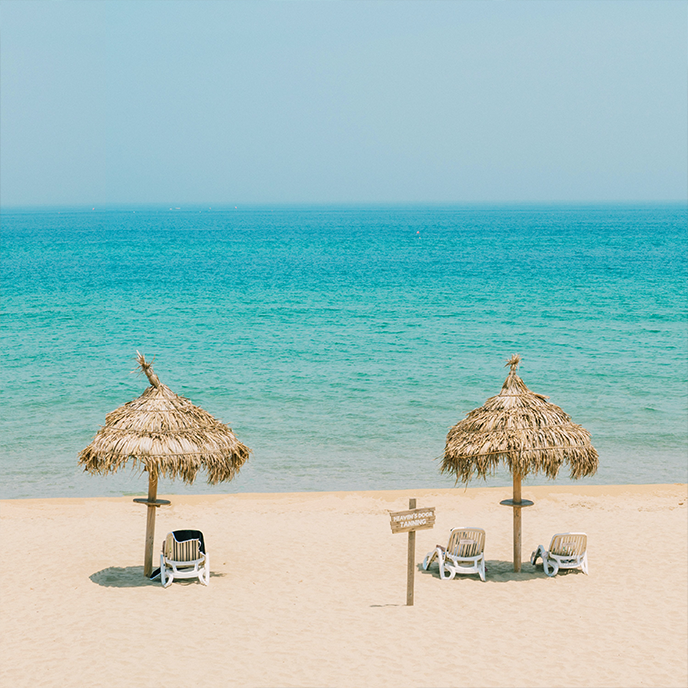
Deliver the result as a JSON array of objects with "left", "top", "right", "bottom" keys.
[{"left": 1, "top": 203, "right": 686, "bottom": 498}]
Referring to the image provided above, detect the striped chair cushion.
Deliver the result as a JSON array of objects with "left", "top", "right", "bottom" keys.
[{"left": 165, "top": 534, "right": 201, "bottom": 562}]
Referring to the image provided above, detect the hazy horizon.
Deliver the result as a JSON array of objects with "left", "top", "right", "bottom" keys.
[
  {"left": 1, "top": 0, "right": 686, "bottom": 207},
  {"left": 2, "top": 200, "right": 687, "bottom": 213}
]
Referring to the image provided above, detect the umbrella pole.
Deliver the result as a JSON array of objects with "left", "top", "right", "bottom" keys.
[
  {"left": 143, "top": 473, "right": 158, "bottom": 577},
  {"left": 512, "top": 472, "right": 522, "bottom": 572}
]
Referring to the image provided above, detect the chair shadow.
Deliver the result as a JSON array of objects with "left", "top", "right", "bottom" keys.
[
  {"left": 417, "top": 559, "right": 584, "bottom": 582},
  {"left": 90, "top": 566, "right": 225, "bottom": 588}
]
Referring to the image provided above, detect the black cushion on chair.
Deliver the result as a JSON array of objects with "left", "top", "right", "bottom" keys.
[{"left": 171, "top": 529, "right": 206, "bottom": 554}]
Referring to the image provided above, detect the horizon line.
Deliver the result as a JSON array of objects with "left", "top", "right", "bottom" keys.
[{"left": 2, "top": 199, "right": 686, "bottom": 213}]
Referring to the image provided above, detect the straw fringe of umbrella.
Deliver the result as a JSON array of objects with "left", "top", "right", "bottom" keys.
[
  {"left": 79, "top": 352, "right": 250, "bottom": 484},
  {"left": 441, "top": 354, "right": 598, "bottom": 483}
]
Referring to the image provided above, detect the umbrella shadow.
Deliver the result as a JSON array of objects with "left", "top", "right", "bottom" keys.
[
  {"left": 90, "top": 566, "right": 226, "bottom": 588},
  {"left": 418, "top": 559, "right": 583, "bottom": 582}
]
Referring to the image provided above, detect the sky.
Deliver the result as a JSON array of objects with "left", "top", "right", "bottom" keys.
[{"left": 0, "top": 0, "right": 686, "bottom": 207}]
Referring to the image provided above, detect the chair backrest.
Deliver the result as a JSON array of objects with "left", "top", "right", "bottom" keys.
[
  {"left": 446, "top": 528, "right": 485, "bottom": 558},
  {"left": 164, "top": 530, "right": 205, "bottom": 561},
  {"left": 550, "top": 532, "right": 587, "bottom": 557},
  {"left": 170, "top": 529, "right": 206, "bottom": 553}
]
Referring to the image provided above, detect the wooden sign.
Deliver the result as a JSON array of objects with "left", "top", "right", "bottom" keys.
[
  {"left": 389, "top": 499, "right": 436, "bottom": 606},
  {"left": 389, "top": 507, "right": 436, "bottom": 534}
]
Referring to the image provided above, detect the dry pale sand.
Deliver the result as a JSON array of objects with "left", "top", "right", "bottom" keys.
[{"left": 1, "top": 483, "right": 686, "bottom": 688}]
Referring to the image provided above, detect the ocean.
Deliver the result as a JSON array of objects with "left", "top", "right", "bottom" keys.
[{"left": 1, "top": 204, "right": 686, "bottom": 499}]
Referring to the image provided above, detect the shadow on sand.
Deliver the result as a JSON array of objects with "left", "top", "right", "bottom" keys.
[
  {"left": 370, "top": 603, "right": 403, "bottom": 608},
  {"left": 90, "top": 566, "right": 225, "bottom": 588},
  {"left": 418, "top": 559, "right": 586, "bottom": 583}
]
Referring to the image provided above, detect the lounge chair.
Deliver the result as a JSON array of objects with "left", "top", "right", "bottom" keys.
[
  {"left": 422, "top": 527, "right": 486, "bottom": 581},
  {"left": 160, "top": 529, "right": 209, "bottom": 587},
  {"left": 530, "top": 532, "right": 588, "bottom": 577}
]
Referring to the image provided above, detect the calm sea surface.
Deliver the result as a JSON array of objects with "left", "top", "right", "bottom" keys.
[{"left": 1, "top": 204, "right": 686, "bottom": 499}]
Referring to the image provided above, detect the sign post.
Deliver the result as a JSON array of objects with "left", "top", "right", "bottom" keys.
[
  {"left": 389, "top": 498, "right": 435, "bottom": 606},
  {"left": 406, "top": 498, "right": 416, "bottom": 606}
]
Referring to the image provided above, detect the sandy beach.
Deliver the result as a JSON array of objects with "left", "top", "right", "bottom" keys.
[{"left": 1, "top": 483, "right": 686, "bottom": 688}]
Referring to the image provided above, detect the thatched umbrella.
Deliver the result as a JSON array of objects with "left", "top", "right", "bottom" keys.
[
  {"left": 79, "top": 352, "right": 250, "bottom": 577},
  {"left": 441, "top": 354, "right": 598, "bottom": 572}
]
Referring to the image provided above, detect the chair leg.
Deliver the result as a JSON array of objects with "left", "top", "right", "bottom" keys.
[
  {"left": 439, "top": 555, "right": 454, "bottom": 580},
  {"left": 543, "top": 557, "right": 559, "bottom": 577},
  {"left": 201, "top": 554, "right": 209, "bottom": 585},
  {"left": 422, "top": 549, "right": 437, "bottom": 571},
  {"left": 531, "top": 545, "right": 544, "bottom": 566},
  {"left": 162, "top": 557, "right": 175, "bottom": 588},
  {"left": 582, "top": 553, "right": 589, "bottom": 575},
  {"left": 478, "top": 556, "right": 486, "bottom": 582}
]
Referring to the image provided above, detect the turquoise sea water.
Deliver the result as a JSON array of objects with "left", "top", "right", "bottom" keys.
[{"left": 1, "top": 204, "right": 686, "bottom": 499}]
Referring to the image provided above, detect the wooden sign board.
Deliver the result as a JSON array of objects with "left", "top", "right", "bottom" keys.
[{"left": 390, "top": 507, "right": 436, "bottom": 534}]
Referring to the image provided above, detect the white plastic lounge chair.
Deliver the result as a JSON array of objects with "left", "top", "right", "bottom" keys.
[
  {"left": 422, "top": 527, "right": 486, "bottom": 581},
  {"left": 530, "top": 532, "right": 588, "bottom": 577},
  {"left": 160, "top": 529, "right": 209, "bottom": 588}
]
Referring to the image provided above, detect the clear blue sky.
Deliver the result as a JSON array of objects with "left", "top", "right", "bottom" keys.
[{"left": 1, "top": 0, "right": 685, "bottom": 207}]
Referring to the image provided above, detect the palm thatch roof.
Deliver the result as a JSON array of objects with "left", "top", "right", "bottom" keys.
[
  {"left": 441, "top": 355, "right": 598, "bottom": 484},
  {"left": 79, "top": 353, "right": 250, "bottom": 484}
]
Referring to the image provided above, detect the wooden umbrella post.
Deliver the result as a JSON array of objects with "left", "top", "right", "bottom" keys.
[
  {"left": 133, "top": 473, "right": 171, "bottom": 578},
  {"left": 512, "top": 472, "right": 522, "bottom": 572},
  {"left": 499, "top": 471, "right": 533, "bottom": 573},
  {"left": 143, "top": 473, "right": 158, "bottom": 578}
]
